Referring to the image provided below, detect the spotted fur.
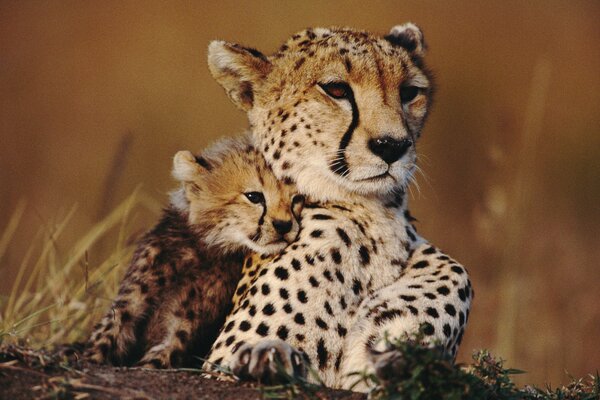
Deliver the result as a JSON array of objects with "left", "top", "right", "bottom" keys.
[
  {"left": 203, "top": 24, "right": 473, "bottom": 392},
  {"left": 85, "top": 134, "right": 304, "bottom": 368}
]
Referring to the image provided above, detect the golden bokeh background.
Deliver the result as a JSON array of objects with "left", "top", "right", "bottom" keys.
[{"left": 1, "top": 0, "right": 599, "bottom": 386}]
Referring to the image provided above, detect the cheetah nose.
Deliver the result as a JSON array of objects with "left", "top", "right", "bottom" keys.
[
  {"left": 272, "top": 220, "right": 293, "bottom": 235},
  {"left": 368, "top": 137, "right": 413, "bottom": 164}
]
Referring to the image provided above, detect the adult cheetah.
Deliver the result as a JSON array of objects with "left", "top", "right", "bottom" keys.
[{"left": 204, "top": 23, "right": 473, "bottom": 391}]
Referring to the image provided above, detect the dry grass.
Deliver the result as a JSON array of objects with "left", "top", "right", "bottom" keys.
[{"left": 0, "top": 188, "right": 161, "bottom": 347}]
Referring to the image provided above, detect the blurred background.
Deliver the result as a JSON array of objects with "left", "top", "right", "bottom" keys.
[{"left": 1, "top": 0, "right": 598, "bottom": 387}]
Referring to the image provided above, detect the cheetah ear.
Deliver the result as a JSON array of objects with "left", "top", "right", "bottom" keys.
[
  {"left": 207, "top": 40, "right": 272, "bottom": 112},
  {"left": 385, "top": 23, "right": 426, "bottom": 57},
  {"left": 172, "top": 150, "right": 207, "bottom": 182}
]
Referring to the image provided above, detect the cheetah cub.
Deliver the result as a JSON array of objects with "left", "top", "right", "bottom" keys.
[{"left": 86, "top": 134, "right": 304, "bottom": 368}]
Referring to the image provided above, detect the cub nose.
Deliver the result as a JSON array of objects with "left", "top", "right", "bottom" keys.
[
  {"left": 272, "top": 220, "right": 293, "bottom": 235},
  {"left": 368, "top": 137, "right": 413, "bottom": 164}
]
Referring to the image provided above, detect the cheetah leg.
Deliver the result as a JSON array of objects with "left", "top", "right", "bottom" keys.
[
  {"left": 136, "top": 279, "right": 204, "bottom": 369},
  {"left": 85, "top": 251, "right": 167, "bottom": 365},
  {"left": 339, "top": 243, "right": 473, "bottom": 391}
]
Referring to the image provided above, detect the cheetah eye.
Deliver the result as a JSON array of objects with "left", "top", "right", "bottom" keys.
[
  {"left": 400, "top": 86, "right": 421, "bottom": 104},
  {"left": 319, "top": 82, "right": 352, "bottom": 100},
  {"left": 244, "top": 192, "right": 265, "bottom": 204}
]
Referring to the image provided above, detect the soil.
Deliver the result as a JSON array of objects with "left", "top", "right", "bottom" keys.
[{"left": 0, "top": 344, "right": 366, "bottom": 400}]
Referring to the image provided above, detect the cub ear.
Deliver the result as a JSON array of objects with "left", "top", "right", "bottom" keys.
[
  {"left": 385, "top": 23, "right": 426, "bottom": 57},
  {"left": 207, "top": 40, "right": 272, "bottom": 111},
  {"left": 172, "top": 150, "right": 207, "bottom": 182}
]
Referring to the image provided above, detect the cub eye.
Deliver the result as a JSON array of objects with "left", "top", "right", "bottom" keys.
[
  {"left": 292, "top": 194, "right": 305, "bottom": 205},
  {"left": 400, "top": 86, "right": 421, "bottom": 104},
  {"left": 319, "top": 82, "right": 352, "bottom": 100},
  {"left": 244, "top": 192, "right": 265, "bottom": 204}
]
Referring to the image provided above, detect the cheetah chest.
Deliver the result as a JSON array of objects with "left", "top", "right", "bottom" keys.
[{"left": 208, "top": 200, "right": 410, "bottom": 376}]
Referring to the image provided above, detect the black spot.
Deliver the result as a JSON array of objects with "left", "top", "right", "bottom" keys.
[
  {"left": 305, "top": 254, "right": 315, "bottom": 265},
  {"left": 312, "top": 214, "right": 333, "bottom": 220},
  {"left": 315, "top": 317, "right": 328, "bottom": 330},
  {"left": 250, "top": 286, "right": 258, "bottom": 296},
  {"left": 426, "top": 307, "right": 439, "bottom": 318},
  {"left": 423, "top": 246, "right": 437, "bottom": 254},
  {"left": 236, "top": 284, "right": 247, "bottom": 296},
  {"left": 283, "top": 303, "right": 293, "bottom": 313},
  {"left": 444, "top": 304, "right": 457, "bottom": 316},
  {"left": 277, "top": 325, "right": 289, "bottom": 340},
  {"left": 413, "top": 260, "right": 429, "bottom": 269},
  {"left": 437, "top": 286, "right": 450, "bottom": 295},
  {"left": 451, "top": 265, "right": 465, "bottom": 275},
  {"left": 256, "top": 323, "right": 269, "bottom": 336},
  {"left": 331, "top": 249, "right": 342, "bottom": 264},
  {"left": 309, "top": 276, "right": 319, "bottom": 287},
  {"left": 121, "top": 311, "right": 132, "bottom": 323},
  {"left": 279, "top": 288, "right": 289, "bottom": 300},
  {"left": 249, "top": 305, "right": 257, "bottom": 316},
  {"left": 352, "top": 279, "right": 362, "bottom": 295},
  {"left": 336, "top": 324, "right": 347, "bottom": 337},
  {"left": 443, "top": 324, "right": 451, "bottom": 338},
  {"left": 334, "top": 269, "right": 345, "bottom": 283},
  {"left": 459, "top": 311, "right": 465, "bottom": 326},
  {"left": 225, "top": 335, "right": 236, "bottom": 346},
  {"left": 336, "top": 228, "right": 352, "bottom": 247},
  {"left": 262, "top": 303, "right": 276, "bottom": 316},
  {"left": 140, "top": 283, "right": 149, "bottom": 294},
  {"left": 294, "top": 313, "right": 305, "bottom": 325},
  {"left": 340, "top": 296, "right": 347, "bottom": 309},
  {"left": 359, "top": 246, "right": 370, "bottom": 266},
  {"left": 424, "top": 293, "right": 437, "bottom": 300},
  {"left": 323, "top": 270, "right": 333, "bottom": 282},
  {"left": 291, "top": 258, "right": 302, "bottom": 271},
  {"left": 296, "top": 334, "right": 305, "bottom": 342},
  {"left": 310, "top": 230, "right": 323, "bottom": 238},
  {"left": 317, "top": 338, "right": 329, "bottom": 370},
  {"left": 297, "top": 290, "right": 308, "bottom": 303},
  {"left": 224, "top": 321, "right": 235, "bottom": 333},
  {"left": 374, "top": 309, "right": 403, "bottom": 325},
  {"left": 261, "top": 283, "right": 271, "bottom": 295},
  {"left": 458, "top": 288, "right": 467, "bottom": 302},
  {"left": 186, "top": 310, "right": 195, "bottom": 321},
  {"left": 422, "top": 322, "right": 435, "bottom": 336},
  {"left": 400, "top": 295, "right": 416, "bottom": 302},
  {"left": 239, "top": 321, "right": 251, "bottom": 331},
  {"left": 407, "top": 305, "right": 419, "bottom": 315},
  {"left": 275, "top": 266, "right": 289, "bottom": 280},
  {"left": 324, "top": 301, "right": 333, "bottom": 315}
]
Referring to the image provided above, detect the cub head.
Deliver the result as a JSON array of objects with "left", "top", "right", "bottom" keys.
[
  {"left": 207, "top": 23, "right": 433, "bottom": 201},
  {"left": 171, "top": 135, "right": 304, "bottom": 255}
]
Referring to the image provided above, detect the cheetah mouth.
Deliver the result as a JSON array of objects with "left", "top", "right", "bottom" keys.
[{"left": 355, "top": 172, "right": 394, "bottom": 182}]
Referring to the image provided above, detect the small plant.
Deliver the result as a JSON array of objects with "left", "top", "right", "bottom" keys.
[{"left": 347, "top": 333, "right": 598, "bottom": 400}]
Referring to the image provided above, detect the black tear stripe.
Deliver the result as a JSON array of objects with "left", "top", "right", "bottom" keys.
[
  {"left": 257, "top": 203, "right": 267, "bottom": 227},
  {"left": 329, "top": 89, "right": 360, "bottom": 176}
]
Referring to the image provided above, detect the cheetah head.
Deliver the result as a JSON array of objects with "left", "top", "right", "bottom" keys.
[
  {"left": 208, "top": 24, "right": 433, "bottom": 202},
  {"left": 171, "top": 135, "right": 304, "bottom": 255}
]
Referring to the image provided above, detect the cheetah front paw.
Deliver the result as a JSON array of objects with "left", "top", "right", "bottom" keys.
[
  {"left": 231, "top": 339, "right": 308, "bottom": 384},
  {"left": 136, "top": 344, "right": 181, "bottom": 369},
  {"left": 368, "top": 349, "right": 411, "bottom": 386}
]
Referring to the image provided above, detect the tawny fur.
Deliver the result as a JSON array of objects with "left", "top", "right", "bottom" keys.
[{"left": 203, "top": 24, "right": 473, "bottom": 392}]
